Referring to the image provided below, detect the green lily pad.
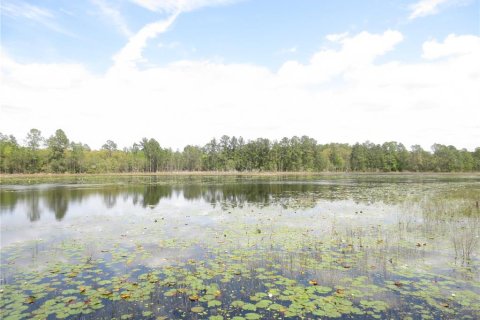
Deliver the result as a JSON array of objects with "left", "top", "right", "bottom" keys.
[
  {"left": 242, "top": 303, "right": 257, "bottom": 311},
  {"left": 255, "top": 300, "right": 271, "bottom": 309},
  {"left": 208, "top": 300, "right": 222, "bottom": 307},
  {"left": 191, "top": 306, "right": 205, "bottom": 313},
  {"left": 231, "top": 300, "right": 245, "bottom": 308},
  {"left": 245, "top": 313, "right": 261, "bottom": 320}
]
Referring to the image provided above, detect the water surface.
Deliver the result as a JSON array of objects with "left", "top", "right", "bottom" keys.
[{"left": 1, "top": 174, "right": 479, "bottom": 319}]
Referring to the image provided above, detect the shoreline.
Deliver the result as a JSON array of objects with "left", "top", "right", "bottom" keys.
[{"left": 1, "top": 171, "right": 480, "bottom": 179}]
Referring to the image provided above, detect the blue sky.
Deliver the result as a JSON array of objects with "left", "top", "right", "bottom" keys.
[
  {"left": 2, "top": 0, "right": 478, "bottom": 70},
  {"left": 1, "top": 0, "right": 479, "bottom": 150}
]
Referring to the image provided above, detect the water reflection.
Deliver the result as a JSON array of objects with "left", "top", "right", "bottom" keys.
[
  {"left": 1, "top": 176, "right": 479, "bottom": 222},
  {"left": 0, "top": 176, "right": 479, "bottom": 319},
  {"left": 26, "top": 192, "right": 40, "bottom": 222},
  {"left": 45, "top": 188, "right": 69, "bottom": 220},
  {"left": 0, "top": 191, "right": 17, "bottom": 212},
  {"left": 142, "top": 185, "right": 172, "bottom": 207}
]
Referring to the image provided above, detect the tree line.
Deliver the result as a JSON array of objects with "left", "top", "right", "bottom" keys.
[{"left": 1, "top": 129, "right": 479, "bottom": 174}]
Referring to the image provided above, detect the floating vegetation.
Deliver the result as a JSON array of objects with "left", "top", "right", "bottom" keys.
[{"left": 1, "top": 175, "right": 479, "bottom": 319}]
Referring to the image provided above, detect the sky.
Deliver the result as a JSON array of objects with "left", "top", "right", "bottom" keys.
[{"left": 1, "top": 0, "right": 479, "bottom": 151}]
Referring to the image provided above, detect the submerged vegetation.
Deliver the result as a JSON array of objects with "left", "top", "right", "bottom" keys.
[
  {"left": 1, "top": 129, "right": 480, "bottom": 174},
  {"left": 1, "top": 175, "right": 479, "bottom": 319}
]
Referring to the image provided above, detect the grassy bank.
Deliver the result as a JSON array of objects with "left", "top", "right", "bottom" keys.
[{"left": 2, "top": 171, "right": 480, "bottom": 180}]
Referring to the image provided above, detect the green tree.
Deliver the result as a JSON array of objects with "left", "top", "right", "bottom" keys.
[
  {"left": 0, "top": 133, "right": 19, "bottom": 173},
  {"left": 1, "top": 130, "right": 479, "bottom": 174},
  {"left": 300, "top": 136, "right": 316, "bottom": 171},
  {"left": 68, "top": 142, "right": 88, "bottom": 173},
  {"left": 183, "top": 145, "right": 203, "bottom": 171},
  {"left": 459, "top": 149, "right": 474, "bottom": 171},
  {"left": 432, "top": 144, "right": 461, "bottom": 172},
  {"left": 203, "top": 138, "right": 220, "bottom": 171},
  {"left": 364, "top": 142, "right": 384, "bottom": 170},
  {"left": 140, "top": 138, "right": 162, "bottom": 172},
  {"left": 24, "top": 129, "right": 44, "bottom": 173},
  {"left": 46, "top": 129, "right": 69, "bottom": 172},
  {"left": 277, "top": 137, "right": 291, "bottom": 171},
  {"left": 350, "top": 143, "right": 367, "bottom": 171},
  {"left": 25, "top": 128, "right": 43, "bottom": 150},
  {"left": 314, "top": 145, "right": 329, "bottom": 171},
  {"left": 101, "top": 140, "right": 118, "bottom": 157},
  {"left": 473, "top": 148, "right": 480, "bottom": 171},
  {"left": 382, "top": 142, "right": 399, "bottom": 171},
  {"left": 408, "top": 145, "right": 432, "bottom": 171}
]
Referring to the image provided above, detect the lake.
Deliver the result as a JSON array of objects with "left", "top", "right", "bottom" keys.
[{"left": 1, "top": 174, "right": 479, "bottom": 319}]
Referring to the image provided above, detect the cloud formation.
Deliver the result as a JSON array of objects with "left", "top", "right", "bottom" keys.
[
  {"left": 91, "top": 0, "right": 133, "bottom": 37},
  {"left": 1, "top": 0, "right": 72, "bottom": 35},
  {"left": 111, "top": 13, "right": 179, "bottom": 71},
  {"left": 1, "top": 31, "right": 479, "bottom": 151},
  {"left": 112, "top": 0, "right": 240, "bottom": 69},
  {"left": 278, "top": 30, "right": 404, "bottom": 85},
  {"left": 130, "top": 0, "right": 238, "bottom": 13},
  {"left": 408, "top": 0, "right": 467, "bottom": 19},
  {"left": 422, "top": 34, "right": 480, "bottom": 59}
]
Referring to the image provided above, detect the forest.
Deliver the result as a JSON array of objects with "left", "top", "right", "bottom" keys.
[{"left": 1, "top": 129, "right": 479, "bottom": 174}]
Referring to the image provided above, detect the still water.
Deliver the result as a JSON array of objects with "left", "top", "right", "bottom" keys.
[{"left": 1, "top": 174, "right": 479, "bottom": 319}]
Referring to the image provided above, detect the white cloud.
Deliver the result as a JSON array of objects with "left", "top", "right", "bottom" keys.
[
  {"left": 408, "top": 0, "right": 467, "bottom": 19},
  {"left": 278, "top": 30, "right": 403, "bottom": 85},
  {"left": 130, "top": 0, "right": 238, "bottom": 13},
  {"left": 1, "top": 1, "right": 72, "bottom": 36},
  {"left": 422, "top": 34, "right": 480, "bottom": 59},
  {"left": 325, "top": 32, "right": 349, "bottom": 42},
  {"left": 110, "top": 0, "right": 240, "bottom": 73},
  {"left": 0, "top": 54, "right": 92, "bottom": 89},
  {"left": 1, "top": 32, "right": 479, "bottom": 151},
  {"left": 91, "top": 0, "right": 133, "bottom": 37},
  {"left": 110, "top": 13, "right": 179, "bottom": 72},
  {"left": 1, "top": 1, "right": 53, "bottom": 20}
]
